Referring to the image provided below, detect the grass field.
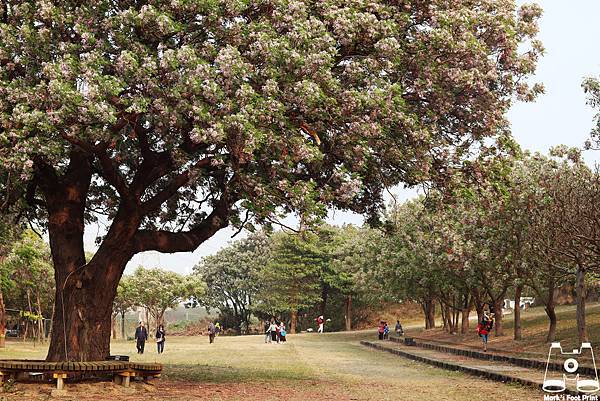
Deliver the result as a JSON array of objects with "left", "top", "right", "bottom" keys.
[
  {"left": 0, "top": 330, "right": 541, "bottom": 401},
  {"left": 0, "top": 303, "right": 593, "bottom": 400}
]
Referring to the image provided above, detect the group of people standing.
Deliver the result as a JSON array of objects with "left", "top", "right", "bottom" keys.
[
  {"left": 264, "top": 320, "right": 287, "bottom": 343},
  {"left": 377, "top": 320, "right": 403, "bottom": 340},
  {"left": 134, "top": 321, "right": 166, "bottom": 354}
]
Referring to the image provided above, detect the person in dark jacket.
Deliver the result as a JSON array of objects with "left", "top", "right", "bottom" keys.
[
  {"left": 395, "top": 320, "right": 404, "bottom": 337},
  {"left": 135, "top": 321, "right": 148, "bottom": 354},
  {"left": 208, "top": 322, "right": 216, "bottom": 344},
  {"left": 156, "top": 324, "right": 166, "bottom": 354}
]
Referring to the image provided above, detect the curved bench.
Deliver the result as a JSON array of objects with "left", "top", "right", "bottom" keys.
[{"left": 0, "top": 360, "right": 162, "bottom": 389}]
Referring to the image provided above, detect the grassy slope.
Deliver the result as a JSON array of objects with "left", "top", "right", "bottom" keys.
[{"left": 412, "top": 302, "right": 600, "bottom": 355}]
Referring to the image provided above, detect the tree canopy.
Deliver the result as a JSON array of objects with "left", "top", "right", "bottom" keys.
[{"left": 0, "top": 0, "right": 543, "bottom": 361}]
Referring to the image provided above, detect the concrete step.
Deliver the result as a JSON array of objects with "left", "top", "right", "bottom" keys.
[{"left": 361, "top": 340, "right": 594, "bottom": 396}]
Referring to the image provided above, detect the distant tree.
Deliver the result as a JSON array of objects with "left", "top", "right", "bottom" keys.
[
  {"left": 254, "top": 232, "right": 322, "bottom": 333},
  {"left": 194, "top": 231, "right": 269, "bottom": 334},
  {"left": 0, "top": 220, "right": 21, "bottom": 347},
  {"left": 328, "top": 225, "right": 376, "bottom": 331},
  {"left": 112, "top": 276, "right": 135, "bottom": 340},
  {"left": 0, "top": 230, "right": 54, "bottom": 342},
  {"left": 129, "top": 267, "right": 204, "bottom": 331}
]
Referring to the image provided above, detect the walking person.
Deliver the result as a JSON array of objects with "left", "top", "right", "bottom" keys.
[
  {"left": 316, "top": 315, "right": 324, "bottom": 333},
  {"left": 476, "top": 312, "right": 494, "bottom": 352},
  {"left": 383, "top": 322, "right": 389, "bottom": 340},
  {"left": 135, "top": 321, "right": 148, "bottom": 354},
  {"left": 156, "top": 324, "right": 166, "bottom": 354},
  {"left": 279, "top": 322, "right": 287, "bottom": 343},
  {"left": 395, "top": 320, "right": 403, "bottom": 337},
  {"left": 264, "top": 320, "right": 272, "bottom": 343},
  {"left": 208, "top": 322, "right": 216, "bottom": 344},
  {"left": 270, "top": 320, "right": 278, "bottom": 343},
  {"left": 275, "top": 321, "right": 281, "bottom": 343}
]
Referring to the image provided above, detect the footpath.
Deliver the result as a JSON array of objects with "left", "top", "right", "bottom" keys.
[{"left": 360, "top": 336, "right": 598, "bottom": 396}]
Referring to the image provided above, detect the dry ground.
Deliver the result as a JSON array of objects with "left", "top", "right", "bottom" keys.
[{"left": 0, "top": 330, "right": 542, "bottom": 401}]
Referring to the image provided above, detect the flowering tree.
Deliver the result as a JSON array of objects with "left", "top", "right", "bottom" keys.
[{"left": 0, "top": 0, "right": 541, "bottom": 360}]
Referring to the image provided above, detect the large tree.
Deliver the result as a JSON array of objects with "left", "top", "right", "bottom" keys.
[{"left": 0, "top": 0, "right": 542, "bottom": 360}]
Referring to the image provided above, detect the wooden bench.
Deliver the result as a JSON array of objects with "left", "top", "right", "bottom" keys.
[{"left": 0, "top": 360, "right": 162, "bottom": 389}]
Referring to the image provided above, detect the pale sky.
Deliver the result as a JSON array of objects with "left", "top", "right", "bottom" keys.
[{"left": 83, "top": 0, "right": 600, "bottom": 275}]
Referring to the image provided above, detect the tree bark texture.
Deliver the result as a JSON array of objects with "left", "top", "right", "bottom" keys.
[
  {"left": 575, "top": 265, "right": 587, "bottom": 344},
  {"left": 423, "top": 299, "right": 436, "bottom": 329},
  {"left": 513, "top": 284, "right": 522, "bottom": 340},
  {"left": 345, "top": 295, "right": 352, "bottom": 331},
  {"left": 290, "top": 310, "right": 297, "bottom": 334}
]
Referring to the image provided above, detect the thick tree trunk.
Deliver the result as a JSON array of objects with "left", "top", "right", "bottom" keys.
[
  {"left": 46, "top": 220, "right": 132, "bottom": 361},
  {"left": 40, "top": 149, "right": 231, "bottom": 361},
  {"left": 513, "top": 284, "right": 522, "bottom": 341},
  {"left": 345, "top": 295, "right": 352, "bottom": 331},
  {"left": 290, "top": 310, "right": 297, "bottom": 334},
  {"left": 423, "top": 299, "right": 436, "bottom": 329},
  {"left": 545, "top": 304, "right": 557, "bottom": 343},
  {"left": 461, "top": 295, "right": 472, "bottom": 335},
  {"left": 575, "top": 265, "right": 587, "bottom": 344}
]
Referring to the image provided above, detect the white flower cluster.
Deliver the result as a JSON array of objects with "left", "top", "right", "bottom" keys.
[
  {"left": 190, "top": 124, "right": 225, "bottom": 144},
  {"left": 374, "top": 37, "right": 401, "bottom": 57}
]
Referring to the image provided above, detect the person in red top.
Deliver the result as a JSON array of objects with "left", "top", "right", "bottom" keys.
[
  {"left": 476, "top": 312, "right": 494, "bottom": 352},
  {"left": 316, "top": 315, "right": 324, "bottom": 333},
  {"left": 377, "top": 321, "right": 385, "bottom": 340}
]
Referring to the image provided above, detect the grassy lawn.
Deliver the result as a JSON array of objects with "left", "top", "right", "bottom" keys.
[{"left": 0, "top": 331, "right": 540, "bottom": 400}]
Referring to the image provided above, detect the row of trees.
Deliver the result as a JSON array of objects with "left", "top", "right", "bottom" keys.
[
  {"left": 376, "top": 148, "right": 600, "bottom": 344},
  {"left": 0, "top": 230, "right": 54, "bottom": 346},
  {"left": 199, "top": 143, "right": 600, "bottom": 346}
]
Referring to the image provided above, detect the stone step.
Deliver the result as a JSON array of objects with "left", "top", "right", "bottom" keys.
[{"left": 361, "top": 340, "right": 595, "bottom": 396}]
